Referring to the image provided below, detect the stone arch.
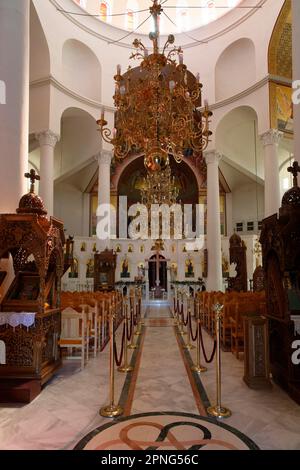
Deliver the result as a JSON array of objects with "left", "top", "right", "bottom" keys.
[
  {"left": 112, "top": 153, "right": 204, "bottom": 194},
  {"left": 215, "top": 38, "right": 256, "bottom": 102},
  {"left": 62, "top": 39, "right": 101, "bottom": 101}
]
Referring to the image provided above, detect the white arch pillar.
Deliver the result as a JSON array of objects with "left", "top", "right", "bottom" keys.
[
  {"left": 204, "top": 150, "right": 223, "bottom": 292},
  {"left": 260, "top": 129, "right": 282, "bottom": 218},
  {"left": 0, "top": 0, "right": 30, "bottom": 213}
]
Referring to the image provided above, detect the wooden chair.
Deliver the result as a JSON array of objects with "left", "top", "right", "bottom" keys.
[{"left": 59, "top": 306, "right": 90, "bottom": 370}]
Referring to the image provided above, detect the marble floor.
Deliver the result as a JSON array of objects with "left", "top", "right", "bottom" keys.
[{"left": 0, "top": 303, "right": 300, "bottom": 450}]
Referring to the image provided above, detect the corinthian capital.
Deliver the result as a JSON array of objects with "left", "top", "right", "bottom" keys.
[
  {"left": 204, "top": 150, "right": 222, "bottom": 165},
  {"left": 36, "top": 130, "right": 60, "bottom": 148},
  {"left": 97, "top": 150, "right": 113, "bottom": 166},
  {"left": 260, "top": 129, "right": 283, "bottom": 147}
]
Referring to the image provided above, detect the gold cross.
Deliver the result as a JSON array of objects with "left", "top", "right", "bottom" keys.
[
  {"left": 287, "top": 161, "right": 300, "bottom": 188},
  {"left": 25, "top": 169, "right": 40, "bottom": 193}
]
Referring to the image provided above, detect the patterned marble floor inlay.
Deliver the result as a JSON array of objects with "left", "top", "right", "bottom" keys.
[{"left": 74, "top": 412, "right": 259, "bottom": 450}]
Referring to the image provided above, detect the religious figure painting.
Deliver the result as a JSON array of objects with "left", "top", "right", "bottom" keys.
[
  {"left": 116, "top": 244, "right": 122, "bottom": 253},
  {"left": 270, "top": 82, "right": 293, "bottom": 134},
  {"left": 86, "top": 259, "right": 94, "bottom": 278},
  {"left": 185, "top": 258, "right": 194, "bottom": 278},
  {"left": 128, "top": 244, "right": 134, "bottom": 253},
  {"left": 121, "top": 256, "right": 130, "bottom": 278}
]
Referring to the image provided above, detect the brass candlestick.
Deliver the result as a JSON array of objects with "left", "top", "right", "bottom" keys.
[
  {"left": 207, "top": 303, "right": 231, "bottom": 419},
  {"left": 100, "top": 307, "right": 123, "bottom": 418}
]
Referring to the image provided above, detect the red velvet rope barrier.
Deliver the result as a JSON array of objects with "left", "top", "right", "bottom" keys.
[
  {"left": 114, "top": 322, "right": 126, "bottom": 367},
  {"left": 199, "top": 323, "right": 217, "bottom": 363}
]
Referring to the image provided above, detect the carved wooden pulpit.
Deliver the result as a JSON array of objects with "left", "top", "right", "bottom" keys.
[
  {"left": 0, "top": 171, "right": 65, "bottom": 403},
  {"left": 228, "top": 232, "right": 247, "bottom": 292},
  {"left": 260, "top": 161, "right": 300, "bottom": 404}
]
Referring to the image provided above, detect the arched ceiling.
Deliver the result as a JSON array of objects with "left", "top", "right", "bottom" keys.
[{"left": 74, "top": 0, "right": 243, "bottom": 35}]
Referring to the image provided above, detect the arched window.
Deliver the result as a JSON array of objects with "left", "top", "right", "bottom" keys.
[
  {"left": 74, "top": 0, "right": 87, "bottom": 8},
  {"left": 176, "top": 0, "right": 189, "bottom": 33},
  {"left": 125, "top": 1, "right": 138, "bottom": 31},
  {"left": 100, "top": 2, "right": 108, "bottom": 22},
  {"left": 203, "top": 0, "right": 216, "bottom": 25}
]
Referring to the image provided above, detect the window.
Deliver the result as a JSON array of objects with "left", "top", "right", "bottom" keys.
[
  {"left": 126, "top": 9, "right": 134, "bottom": 30},
  {"left": 176, "top": 0, "right": 189, "bottom": 33},
  {"left": 203, "top": 0, "right": 216, "bottom": 25},
  {"left": 258, "top": 221, "right": 263, "bottom": 231},
  {"left": 100, "top": 2, "right": 108, "bottom": 22},
  {"left": 236, "top": 222, "right": 243, "bottom": 232},
  {"left": 74, "top": 0, "right": 87, "bottom": 8},
  {"left": 125, "top": 1, "right": 138, "bottom": 31},
  {"left": 247, "top": 221, "right": 254, "bottom": 232}
]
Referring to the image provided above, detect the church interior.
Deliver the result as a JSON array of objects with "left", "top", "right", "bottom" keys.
[{"left": 0, "top": 0, "right": 300, "bottom": 452}]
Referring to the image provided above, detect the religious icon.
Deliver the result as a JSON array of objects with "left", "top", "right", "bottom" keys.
[
  {"left": 92, "top": 243, "right": 97, "bottom": 253},
  {"left": 183, "top": 245, "right": 187, "bottom": 253},
  {"left": 116, "top": 244, "right": 122, "bottom": 253},
  {"left": 185, "top": 257, "right": 194, "bottom": 278},
  {"left": 80, "top": 242, "right": 86, "bottom": 252},
  {"left": 170, "top": 263, "right": 177, "bottom": 282},
  {"left": 128, "top": 244, "right": 133, "bottom": 253},
  {"left": 137, "top": 263, "right": 145, "bottom": 279},
  {"left": 172, "top": 245, "right": 175, "bottom": 253},
  {"left": 121, "top": 255, "right": 130, "bottom": 278},
  {"left": 69, "top": 258, "right": 79, "bottom": 278},
  {"left": 86, "top": 259, "right": 94, "bottom": 278},
  {"left": 140, "top": 245, "right": 144, "bottom": 253}
]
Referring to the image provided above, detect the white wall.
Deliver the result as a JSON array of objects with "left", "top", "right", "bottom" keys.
[
  {"left": 232, "top": 182, "right": 264, "bottom": 230},
  {"left": 54, "top": 182, "right": 86, "bottom": 235},
  {"left": 215, "top": 38, "right": 256, "bottom": 102}
]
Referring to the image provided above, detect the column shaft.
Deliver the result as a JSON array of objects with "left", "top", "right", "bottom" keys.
[
  {"left": 205, "top": 151, "right": 223, "bottom": 292},
  {"left": 0, "top": 0, "right": 30, "bottom": 212},
  {"left": 260, "top": 129, "right": 282, "bottom": 218},
  {"left": 36, "top": 131, "right": 59, "bottom": 216}
]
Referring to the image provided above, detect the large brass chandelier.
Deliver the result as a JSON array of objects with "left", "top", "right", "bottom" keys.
[{"left": 97, "top": 0, "right": 212, "bottom": 172}]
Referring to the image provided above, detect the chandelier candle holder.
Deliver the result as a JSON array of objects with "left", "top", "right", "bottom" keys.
[{"left": 97, "top": 0, "right": 212, "bottom": 173}]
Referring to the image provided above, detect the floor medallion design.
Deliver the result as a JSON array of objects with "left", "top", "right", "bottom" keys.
[{"left": 74, "top": 412, "right": 259, "bottom": 450}]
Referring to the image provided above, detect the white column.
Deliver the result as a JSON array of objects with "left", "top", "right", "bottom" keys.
[
  {"left": 0, "top": 0, "right": 30, "bottom": 213},
  {"left": 204, "top": 151, "right": 223, "bottom": 292},
  {"left": 36, "top": 130, "right": 59, "bottom": 216},
  {"left": 292, "top": 0, "right": 300, "bottom": 184},
  {"left": 260, "top": 129, "right": 282, "bottom": 218},
  {"left": 98, "top": 151, "right": 112, "bottom": 207},
  {"left": 97, "top": 151, "right": 113, "bottom": 247}
]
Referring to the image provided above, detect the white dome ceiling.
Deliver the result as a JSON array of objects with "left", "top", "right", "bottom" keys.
[{"left": 74, "top": 0, "right": 244, "bottom": 36}]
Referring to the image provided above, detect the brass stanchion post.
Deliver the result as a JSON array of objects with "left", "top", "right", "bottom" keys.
[
  {"left": 128, "top": 300, "right": 138, "bottom": 350},
  {"left": 191, "top": 302, "right": 207, "bottom": 373},
  {"left": 118, "top": 303, "right": 133, "bottom": 373},
  {"left": 207, "top": 303, "right": 231, "bottom": 419},
  {"left": 100, "top": 306, "right": 123, "bottom": 418}
]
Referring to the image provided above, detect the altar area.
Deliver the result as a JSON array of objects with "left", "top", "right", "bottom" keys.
[{"left": 61, "top": 234, "right": 260, "bottom": 300}]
